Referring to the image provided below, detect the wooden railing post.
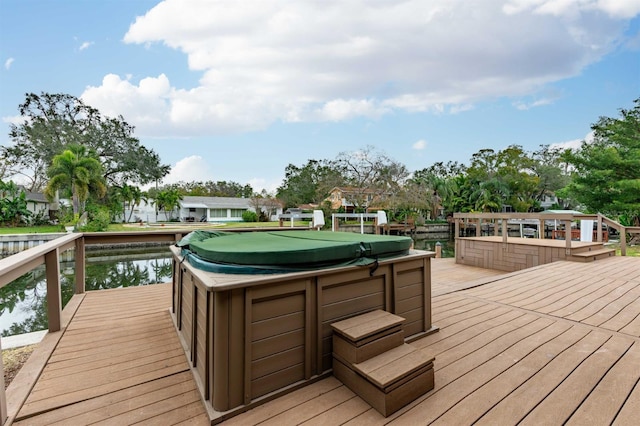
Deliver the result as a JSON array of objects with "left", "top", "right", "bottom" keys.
[
  {"left": 0, "top": 336, "right": 6, "bottom": 425},
  {"left": 621, "top": 226, "right": 627, "bottom": 256},
  {"left": 74, "top": 237, "right": 85, "bottom": 294},
  {"left": 596, "top": 214, "right": 603, "bottom": 243},
  {"left": 501, "top": 219, "right": 508, "bottom": 243},
  {"left": 564, "top": 220, "right": 572, "bottom": 255},
  {"left": 45, "top": 248, "right": 62, "bottom": 332}
]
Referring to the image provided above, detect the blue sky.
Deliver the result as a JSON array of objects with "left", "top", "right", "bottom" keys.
[{"left": 1, "top": 0, "right": 639, "bottom": 193}]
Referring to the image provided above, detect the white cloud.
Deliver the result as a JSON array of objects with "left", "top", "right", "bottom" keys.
[
  {"left": 550, "top": 130, "right": 595, "bottom": 150},
  {"left": 80, "top": 0, "right": 639, "bottom": 137},
  {"left": 248, "top": 177, "right": 281, "bottom": 195},
  {"left": 514, "top": 97, "right": 555, "bottom": 110},
  {"left": 79, "top": 41, "right": 94, "bottom": 51},
  {"left": 412, "top": 140, "right": 428, "bottom": 150},
  {"left": 157, "top": 156, "right": 280, "bottom": 193},
  {"left": 1, "top": 115, "right": 24, "bottom": 125},
  {"left": 317, "top": 99, "right": 386, "bottom": 121},
  {"left": 450, "top": 104, "right": 474, "bottom": 114},
  {"left": 503, "top": 0, "right": 640, "bottom": 18},
  {"left": 4, "top": 58, "right": 14, "bottom": 70},
  {"left": 161, "top": 155, "right": 215, "bottom": 184}
]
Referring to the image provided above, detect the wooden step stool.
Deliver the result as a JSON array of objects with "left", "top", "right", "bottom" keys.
[
  {"left": 332, "top": 309, "right": 405, "bottom": 364},
  {"left": 331, "top": 310, "right": 435, "bottom": 417}
]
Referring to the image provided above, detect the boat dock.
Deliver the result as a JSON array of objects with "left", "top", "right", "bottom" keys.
[{"left": 6, "top": 255, "right": 640, "bottom": 424}]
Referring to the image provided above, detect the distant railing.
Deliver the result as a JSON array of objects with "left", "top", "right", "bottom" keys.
[
  {"left": 453, "top": 212, "right": 640, "bottom": 256},
  {"left": 0, "top": 230, "right": 189, "bottom": 425},
  {"left": 331, "top": 213, "right": 379, "bottom": 233},
  {"left": 278, "top": 212, "right": 314, "bottom": 227}
]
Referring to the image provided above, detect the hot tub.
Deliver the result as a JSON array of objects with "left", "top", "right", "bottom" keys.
[{"left": 170, "top": 231, "right": 436, "bottom": 422}]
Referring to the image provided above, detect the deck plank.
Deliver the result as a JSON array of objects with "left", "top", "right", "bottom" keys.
[
  {"left": 9, "top": 254, "right": 640, "bottom": 426},
  {"left": 566, "top": 341, "right": 640, "bottom": 425},
  {"left": 226, "top": 257, "right": 640, "bottom": 426},
  {"left": 12, "top": 283, "right": 208, "bottom": 423}
]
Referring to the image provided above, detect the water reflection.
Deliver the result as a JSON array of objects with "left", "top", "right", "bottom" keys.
[
  {"left": 412, "top": 239, "right": 455, "bottom": 258},
  {"left": 0, "top": 239, "right": 455, "bottom": 337},
  {"left": 0, "top": 247, "right": 172, "bottom": 337}
]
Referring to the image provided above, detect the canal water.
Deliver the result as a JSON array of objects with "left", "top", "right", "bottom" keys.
[
  {"left": 0, "top": 238, "right": 454, "bottom": 338},
  {"left": 0, "top": 246, "right": 173, "bottom": 337}
]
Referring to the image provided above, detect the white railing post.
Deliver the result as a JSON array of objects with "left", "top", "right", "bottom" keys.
[{"left": 45, "top": 248, "right": 62, "bottom": 332}]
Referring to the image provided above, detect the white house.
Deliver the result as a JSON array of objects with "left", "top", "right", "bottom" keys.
[
  {"left": 24, "top": 191, "right": 51, "bottom": 218},
  {"left": 122, "top": 196, "right": 284, "bottom": 223},
  {"left": 180, "top": 196, "right": 284, "bottom": 223}
]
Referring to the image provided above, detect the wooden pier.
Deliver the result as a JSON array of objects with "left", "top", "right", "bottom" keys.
[
  {"left": 6, "top": 255, "right": 640, "bottom": 424},
  {"left": 9, "top": 283, "right": 209, "bottom": 425},
  {"left": 224, "top": 256, "right": 640, "bottom": 425}
]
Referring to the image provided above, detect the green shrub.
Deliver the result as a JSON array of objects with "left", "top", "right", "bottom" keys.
[
  {"left": 242, "top": 210, "right": 258, "bottom": 222},
  {"left": 80, "top": 207, "right": 111, "bottom": 232}
]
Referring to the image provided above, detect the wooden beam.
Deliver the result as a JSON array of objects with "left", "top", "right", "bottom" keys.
[
  {"left": 45, "top": 248, "right": 62, "bottom": 332},
  {"left": 501, "top": 220, "right": 508, "bottom": 243},
  {"left": 0, "top": 337, "right": 6, "bottom": 426},
  {"left": 74, "top": 238, "right": 86, "bottom": 294}
]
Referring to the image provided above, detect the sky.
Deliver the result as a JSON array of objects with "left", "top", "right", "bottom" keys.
[{"left": 1, "top": 0, "right": 639, "bottom": 193}]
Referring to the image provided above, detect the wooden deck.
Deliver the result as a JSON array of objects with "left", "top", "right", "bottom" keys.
[
  {"left": 9, "top": 284, "right": 209, "bottom": 425},
  {"left": 224, "top": 256, "right": 640, "bottom": 425},
  {"left": 8, "top": 256, "right": 640, "bottom": 425}
]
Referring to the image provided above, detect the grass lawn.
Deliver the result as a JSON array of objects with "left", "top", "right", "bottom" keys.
[
  {"left": 0, "top": 225, "right": 65, "bottom": 234},
  {"left": 614, "top": 244, "right": 640, "bottom": 256},
  {"left": 110, "top": 221, "right": 305, "bottom": 231},
  {"left": 0, "top": 221, "right": 311, "bottom": 234}
]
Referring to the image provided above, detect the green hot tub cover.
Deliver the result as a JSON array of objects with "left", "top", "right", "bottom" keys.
[{"left": 177, "top": 230, "right": 413, "bottom": 274}]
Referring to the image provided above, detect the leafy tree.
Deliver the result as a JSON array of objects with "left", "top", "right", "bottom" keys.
[
  {"left": 531, "top": 145, "right": 571, "bottom": 209},
  {"left": 276, "top": 159, "right": 344, "bottom": 208},
  {"left": 334, "top": 146, "right": 408, "bottom": 212},
  {"left": 561, "top": 99, "right": 640, "bottom": 224},
  {"left": 250, "top": 190, "right": 281, "bottom": 221},
  {"left": 409, "top": 162, "right": 465, "bottom": 218},
  {"left": 0, "top": 180, "right": 32, "bottom": 226},
  {"left": 44, "top": 144, "right": 106, "bottom": 216},
  {"left": 161, "top": 180, "right": 253, "bottom": 198},
  {"left": 494, "top": 145, "right": 539, "bottom": 212},
  {"left": 3, "top": 92, "right": 170, "bottom": 191}
]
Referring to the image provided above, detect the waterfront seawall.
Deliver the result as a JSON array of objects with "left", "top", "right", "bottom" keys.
[{"left": 0, "top": 233, "right": 67, "bottom": 256}]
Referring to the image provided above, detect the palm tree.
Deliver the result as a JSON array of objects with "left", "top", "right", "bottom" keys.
[
  {"left": 45, "top": 144, "right": 106, "bottom": 216},
  {"left": 154, "top": 188, "right": 183, "bottom": 221},
  {"left": 127, "top": 186, "right": 148, "bottom": 222}
]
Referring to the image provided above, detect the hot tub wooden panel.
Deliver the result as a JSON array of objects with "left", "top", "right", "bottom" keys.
[{"left": 170, "top": 246, "right": 435, "bottom": 420}]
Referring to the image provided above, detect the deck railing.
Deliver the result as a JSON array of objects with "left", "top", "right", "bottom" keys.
[
  {"left": 0, "top": 230, "right": 189, "bottom": 425},
  {"left": 453, "top": 212, "right": 640, "bottom": 256}
]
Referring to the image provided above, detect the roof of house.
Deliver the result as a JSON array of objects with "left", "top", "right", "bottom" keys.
[
  {"left": 26, "top": 192, "right": 48, "bottom": 203},
  {"left": 181, "top": 196, "right": 252, "bottom": 209}
]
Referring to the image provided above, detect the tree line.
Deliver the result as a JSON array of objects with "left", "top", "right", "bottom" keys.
[{"left": 1, "top": 92, "right": 638, "bottom": 228}]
